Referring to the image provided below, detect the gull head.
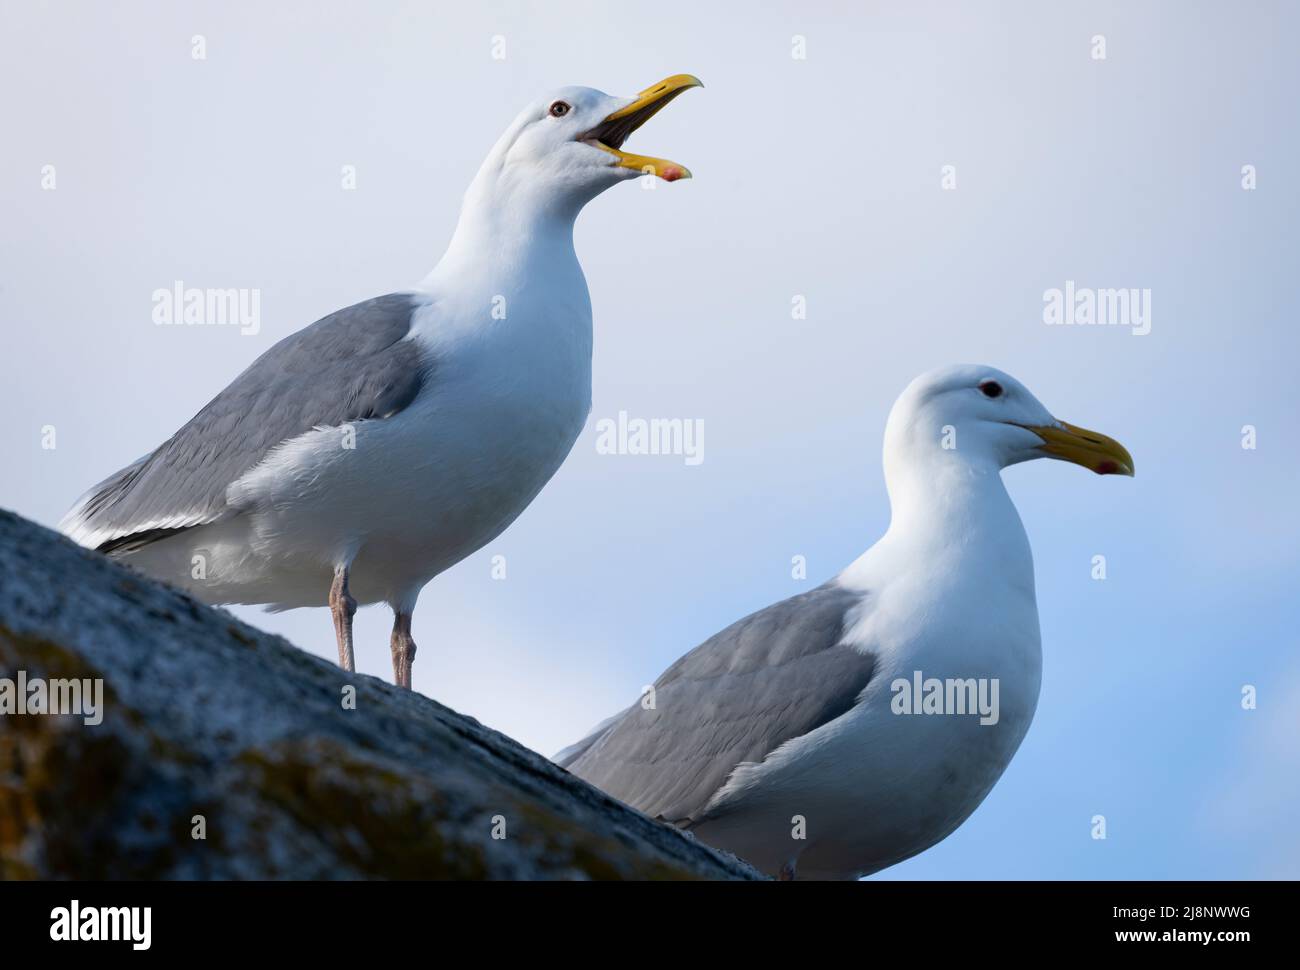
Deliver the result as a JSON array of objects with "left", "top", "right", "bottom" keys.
[
  {"left": 477, "top": 74, "right": 702, "bottom": 214},
  {"left": 885, "top": 364, "right": 1135, "bottom": 477}
]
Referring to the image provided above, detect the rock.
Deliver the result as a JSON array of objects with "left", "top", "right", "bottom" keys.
[{"left": 0, "top": 509, "right": 760, "bottom": 880}]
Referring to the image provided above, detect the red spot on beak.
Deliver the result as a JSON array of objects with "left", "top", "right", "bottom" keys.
[
  {"left": 1096, "top": 460, "right": 1119, "bottom": 475},
  {"left": 661, "top": 166, "right": 683, "bottom": 182}
]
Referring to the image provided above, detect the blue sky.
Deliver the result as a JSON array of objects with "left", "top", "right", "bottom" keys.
[{"left": 2, "top": 1, "right": 1297, "bottom": 878}]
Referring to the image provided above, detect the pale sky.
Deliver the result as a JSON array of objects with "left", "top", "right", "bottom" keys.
[{"left": 3, "top": 0, "right": 1298, "bottom": 878}]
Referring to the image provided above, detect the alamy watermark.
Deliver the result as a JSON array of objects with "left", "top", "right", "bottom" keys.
[
  {"left": 890, "top": 670, "right": 1000, "bottom": 725},
  {"left": 1043, "top": 280, "right": 1151, "bottom": 336},
  {"left": 0, "top": 670, "right": 103, "bottom": 726},
  {"left": 152, "top": 280, "right": 261, "bottom": 335},
  {"left": 50, "top": 900, "right": 150, "bottom": 950},
  {"left": 594, "top": 411, "right": 704, "bottom": 466}
]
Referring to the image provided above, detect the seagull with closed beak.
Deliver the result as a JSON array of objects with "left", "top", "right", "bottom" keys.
[
  {"left": 557, "top": 365, "right": 1134, "bottom": 880},
  {"left": 61, "top": 75, "right": 703, "bottom": 688}
]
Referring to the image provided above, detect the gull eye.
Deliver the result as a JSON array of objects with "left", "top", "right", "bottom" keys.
[
  {"left": 979, "top": 380, "right": 1004, "bottom": 399},
  {"left": 548, "top": 101, "right": 571, "bottom": 118}
]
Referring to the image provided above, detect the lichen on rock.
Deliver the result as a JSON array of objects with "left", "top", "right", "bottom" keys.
[{"left": 0, "top": 509, "right": 760, "bottom": 880}]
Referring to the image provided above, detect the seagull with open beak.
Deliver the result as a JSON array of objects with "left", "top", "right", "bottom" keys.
[{"left": 62, "top": 75, "right": 702, "bottom": 688}]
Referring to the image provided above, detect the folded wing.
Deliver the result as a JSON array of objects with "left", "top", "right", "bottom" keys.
[
  {"left": 563, "top": 581, "right": 875, "bottom": 826},
  {"left": 61, "top": 293, "right": 430, "bottom": 553}
]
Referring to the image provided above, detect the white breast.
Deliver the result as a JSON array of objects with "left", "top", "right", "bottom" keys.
[
  {"left": 696, "top": 518, "right": 1044, "bottom": 880},
  {"left": 164, "top": 279, "right": 593, "bottom": 611}
]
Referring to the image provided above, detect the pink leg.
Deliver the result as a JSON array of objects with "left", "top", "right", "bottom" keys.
[
  {"left": 390, "top": 610, "right": 417, "bottom": 689},
  {"left": 329, "top": 565, "right": 357, "bottom": 672}
]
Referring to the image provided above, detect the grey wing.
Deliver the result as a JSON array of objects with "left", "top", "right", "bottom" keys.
[
  {"left": 62, "top": 293, "right": 430, "bottom": 553},
  {"left": 564, "top": 581, "right": 875, "bottom": 826},
  {"left": 553, "top": 707, "right": 632, "bottom": 770}
]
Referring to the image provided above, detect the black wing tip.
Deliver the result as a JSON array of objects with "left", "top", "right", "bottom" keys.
[{"left": 96, "top": 526, "right": 192, "bottom": 556}]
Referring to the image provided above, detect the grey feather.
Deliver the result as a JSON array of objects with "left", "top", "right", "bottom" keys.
[
  {"left": 565, "top": 581, "right": 874, "bottom": 825},
  {"left": 553, "top": 707, "right": 631, "bottom": 769},
  {"left": 70, "top": 293, "right": 429, "bottom": 553}
]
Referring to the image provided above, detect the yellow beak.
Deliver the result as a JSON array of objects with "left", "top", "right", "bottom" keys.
[
  {"left": 583, "top": 74, "right": 703, "bottom": 181},
  {"left": 1023, "top": 420, "right": 1135, "bottom": 476}
]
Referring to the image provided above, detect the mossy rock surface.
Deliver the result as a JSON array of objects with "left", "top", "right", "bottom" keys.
[{"left": 0, "top": 509, "right": 760, "bottom": 880}]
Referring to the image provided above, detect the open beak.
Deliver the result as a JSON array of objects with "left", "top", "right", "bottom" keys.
[
  {"left": 582, "top": 74, "right": 702, "bottom": 181},
  {"left": 1022, "top": 420, "right": 1135, "bottom": 476}
]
